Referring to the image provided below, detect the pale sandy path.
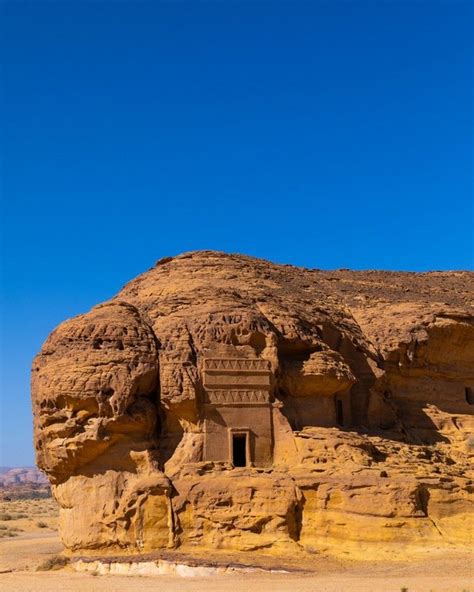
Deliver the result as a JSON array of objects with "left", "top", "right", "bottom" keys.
[
  {"left": 1, "top": 533, "right": 473, "bottom": 592},
  {"left": 0, "top": 569, "right": 473, "bottom": 592},
  {"left": 0, "top": 532, "right": 62, "bottom": 572}
]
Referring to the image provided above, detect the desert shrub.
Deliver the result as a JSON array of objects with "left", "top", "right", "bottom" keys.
[
  {"left": 0, "top": 512, "right": 27, "bottom": 520},
  {"left": 14, "top": 489, "right": 52, "bottom": 500},
  {"left": 36, "top": 521, "right": 48, "bottom": 528},
  {"left": 0, "top": 526, "right": 22, "bottom": 538},
  {"left": 36, "top": 555, "right": 69, "bottom": 571}
]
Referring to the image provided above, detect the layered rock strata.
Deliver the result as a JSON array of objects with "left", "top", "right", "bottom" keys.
[{"left": 31, "top": 251, "right": 474, "bottom": 557}]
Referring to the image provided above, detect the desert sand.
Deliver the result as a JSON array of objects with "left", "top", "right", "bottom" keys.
[{"left": 1, "top": 539, "right": 472, "bottom": 591}]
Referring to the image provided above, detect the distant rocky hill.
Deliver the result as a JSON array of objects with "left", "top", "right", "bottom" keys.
[
  {"left": 0, "top": 467, "right": 48, "bottom": 487},
  {"left": 31, "top": 251, "right": 473, "bottom": 559}
]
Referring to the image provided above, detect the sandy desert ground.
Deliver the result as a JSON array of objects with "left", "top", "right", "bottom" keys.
[{"left": 0, "top": 497, "right": 472, "bottom": 592}]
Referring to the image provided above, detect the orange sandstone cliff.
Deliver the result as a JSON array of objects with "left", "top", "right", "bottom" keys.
[{"left": 31, "top": 251, "right": 474, "bottom": 558}]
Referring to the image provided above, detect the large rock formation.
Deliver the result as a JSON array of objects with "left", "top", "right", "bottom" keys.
[{"left": 31, "top": 251, "right": 474, "bottom": 558}]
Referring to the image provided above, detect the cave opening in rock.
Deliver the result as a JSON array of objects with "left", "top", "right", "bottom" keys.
[
  {"left": 335, "top": 398, "right": 344, "bottom": 426},
  {"left": 232, "top": 434, "right": 247, "bottom": 467},
  {"left": 465, "top": 387, "right": 474, "bottom": 405},
  {"left": 155, "top": 409, "right": 163, "bottom": 437}
]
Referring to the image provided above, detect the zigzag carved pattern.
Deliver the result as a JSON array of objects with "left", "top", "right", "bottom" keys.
[
  {"left": 204, "top": 389, "right": 270, "bottom": 405},
  {"left": 204, "top": 358, "right": 270, "bottom": 372}
]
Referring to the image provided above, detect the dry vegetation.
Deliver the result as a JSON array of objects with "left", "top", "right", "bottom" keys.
[{"left": 0, "top": 497, "right": 58, "bottom": 539}]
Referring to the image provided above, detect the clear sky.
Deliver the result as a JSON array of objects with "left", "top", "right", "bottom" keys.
[{"left": 1, "top": 1, "right": 472, "bottom": 466}]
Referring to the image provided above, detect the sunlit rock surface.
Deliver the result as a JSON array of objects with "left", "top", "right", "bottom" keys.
[{"left": 31, "top": 251, "right": 474, "bottom": 558}]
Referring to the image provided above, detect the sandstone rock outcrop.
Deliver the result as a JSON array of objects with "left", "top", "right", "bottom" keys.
[{"left": 31, "top": 251, "right": 474, "bottom": 558}]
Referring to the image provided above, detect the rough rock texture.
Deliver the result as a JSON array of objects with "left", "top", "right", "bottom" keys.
[{"left": 31, "top": 251, "right": 474, "bottom": 558}]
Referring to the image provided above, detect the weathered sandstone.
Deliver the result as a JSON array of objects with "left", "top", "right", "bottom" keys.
[{"left": 31, "top": 251, "right": 474, "bottom": 558}]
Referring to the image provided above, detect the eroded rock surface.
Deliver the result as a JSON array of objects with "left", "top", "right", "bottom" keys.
[{"left": 31, "top": 251, "right": 474, "bottom": 558}]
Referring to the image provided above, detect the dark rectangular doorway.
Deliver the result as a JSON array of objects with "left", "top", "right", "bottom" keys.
[
  {"left": 232, "top": 434, "right": 247, "bottom": 467},
  {"left": 335, "top": 398, "right": 344, "bottom": 426}
]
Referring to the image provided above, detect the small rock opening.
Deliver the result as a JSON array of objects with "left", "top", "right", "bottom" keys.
[
  {"left": 232, "top": 434, "right": 247, "bottom": 467},
  {"left": 335, "top": 398, "right": 344, "bottom": 426},
  {"left": 465, "top": 387, "right": 474, "bottom": 405}
]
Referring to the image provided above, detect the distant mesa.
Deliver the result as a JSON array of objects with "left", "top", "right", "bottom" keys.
[
  {"left": 31, "top": 251, "right": 474, "bottom": 559},
  {"left": 0, "top": 467, "right": 48, "bottom": 487}
]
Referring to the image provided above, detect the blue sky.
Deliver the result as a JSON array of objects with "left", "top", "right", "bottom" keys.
[{"left": 1, "top": 1, "right": 472, "bottom": 466}]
